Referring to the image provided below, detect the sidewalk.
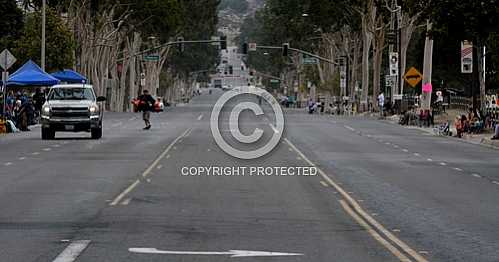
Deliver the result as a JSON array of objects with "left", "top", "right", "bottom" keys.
[{"left": 385, "top": 116, "right": 499, "bottom": 150}]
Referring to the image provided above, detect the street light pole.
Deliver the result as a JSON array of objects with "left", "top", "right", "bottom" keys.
[{"left": 41, "top": 0, "right": 46, "bottom": 71}]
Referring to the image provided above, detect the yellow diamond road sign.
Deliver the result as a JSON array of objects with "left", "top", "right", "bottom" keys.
[{"left": 404, "top": 67, "right": 423, "bottom": 88}]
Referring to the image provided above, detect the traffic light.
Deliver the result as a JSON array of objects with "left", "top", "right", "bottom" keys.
[
  {"left": 389, "top": 52, "right": 399, "bottom": 76},
  {"left": 177, "top": 37, "right": 184, "bottom": 52},
  {"left": 282, "top": 43, "right": 289, "bottom": 57},
  {"left": 220, "top": 36, "right": 227, "bottom": 50},
  {"left": 242, "top": 43, "right": 248, "bottom": 55}
]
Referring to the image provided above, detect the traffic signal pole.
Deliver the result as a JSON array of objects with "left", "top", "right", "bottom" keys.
[
  {"left": 117, "top": 38, "right": 228, "bottom": 62},
  {"left": 255, "top": 45, "right": 339, "bottom": 65}
]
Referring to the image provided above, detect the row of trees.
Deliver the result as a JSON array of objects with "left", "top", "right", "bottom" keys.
[
  {"left": 240, "top": 0, "right": 499, "bottom": 110},
  {"left": 1, "top": 0, "right": 221, "bottom": 111}
]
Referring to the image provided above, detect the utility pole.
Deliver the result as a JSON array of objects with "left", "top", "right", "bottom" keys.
[
  {"left": 388, "top": 0, "right": 396, "bottom": 103},
  {"left": 421, "top": 20, "right": 433, "bottom": 110},
  {"left": 397, "top": 7, "right": 402, "bottom": 98},
  {"left": 387, "top": 0, "right": 401, "bottom": 105},
  {"left": 478, "top": 45, "right": 487, "bottom": 111},
  {"left": 41, "top": 0, "right": 46, "bottom": 71}
]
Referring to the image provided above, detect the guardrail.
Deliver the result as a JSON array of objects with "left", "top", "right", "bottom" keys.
[{"left": 449, "top": 96, "right": 472, "bottom": 111}]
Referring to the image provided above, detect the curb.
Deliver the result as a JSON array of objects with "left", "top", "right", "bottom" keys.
[{"left": 480, "top": 138, "right": 499, "bottom": 149}]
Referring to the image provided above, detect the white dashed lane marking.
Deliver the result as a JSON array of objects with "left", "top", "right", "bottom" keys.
[{"left": 52, "top": 240, "right": 91, "bottom": 262}]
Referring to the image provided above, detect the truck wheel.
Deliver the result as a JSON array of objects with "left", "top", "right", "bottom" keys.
[
  {"left": 91, "top": 127, "right": 102, "bottom": 139},
  {"left": 41, "top": 127, "right": 55, "bottom": 140}
]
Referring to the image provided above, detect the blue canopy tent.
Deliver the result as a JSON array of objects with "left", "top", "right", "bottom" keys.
[
  {"left": 6, "top": 60, "right": 60, "bottom": 86},
  {"left": 51, "top": 69, "right": 87, "bottom": 84},
  {"left": 1, "top": 60, "right": 59, "bottom": 121}
]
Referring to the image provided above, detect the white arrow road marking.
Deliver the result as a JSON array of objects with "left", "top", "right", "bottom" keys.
[
  {"left": 53, "top": 240, "right": 91, "bottom": 262},
  {"left": 344, "top": 125, "right": 355, "bottom": 132},
  {"left": 129, "top": 248, "right": 304, "bottom": 258},
  {"left": 197, "top": 114, "right": 204, "bottom": 121}
]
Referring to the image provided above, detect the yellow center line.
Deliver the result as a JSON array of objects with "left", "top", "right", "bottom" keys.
[
  {"left": 284, "top": 137, "right": 428, "bottom": 262},
  {"left": 339, "top": 200, "right": 411, "bottom": 262}
]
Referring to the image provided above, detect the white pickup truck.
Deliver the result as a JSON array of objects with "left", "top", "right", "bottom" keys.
[{"left": 40, "top": 84, "right": 106, "bottom": 139}]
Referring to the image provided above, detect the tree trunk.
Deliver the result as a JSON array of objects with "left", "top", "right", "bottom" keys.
[
  {"left": 399, "top": 12, "right": 421, "bottom": 96},
  {"left": 372, "top": 15, "right": 385, "bottom": 110},
  {"left": 361, "top": 16, "right": 373, "bottom": 111},
  {"left": 372, "top": 29, "right": 385, "bottom": 110},
  {"left": 350, "top": 36, "right": 361, "bottom": 103},
  {"left": 360, "top": 1, "right": 376, "bottom": 112}
]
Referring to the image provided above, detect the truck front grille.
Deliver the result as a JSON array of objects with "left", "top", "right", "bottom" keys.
[{"left": 51, "top": 107, "right": 89, "bottom": 118}]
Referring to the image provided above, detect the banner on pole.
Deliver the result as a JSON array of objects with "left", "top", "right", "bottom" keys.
[{"left": 461, "top": 40, "right": 473, "bottom": 74}]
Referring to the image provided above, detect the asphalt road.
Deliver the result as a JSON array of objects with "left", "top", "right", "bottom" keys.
[{"left": 0, "top": 89, "right": 498, "bottom": 262}]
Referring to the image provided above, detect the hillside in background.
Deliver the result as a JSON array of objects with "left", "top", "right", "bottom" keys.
[{"left": 218, "top": 0, "right": 264, "bottom": 45}]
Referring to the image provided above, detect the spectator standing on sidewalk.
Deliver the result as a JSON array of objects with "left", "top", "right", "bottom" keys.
[
  {"left": 492, "top": 119, "right": 499, "bottom": 140},
  {"left": 33, "top": 88, "right": 45, "bottom": 115},
  {"left": 455, "top": 116, "right": 464, "bottom": 138},
  {"left": 378, "top": 92, "right": 385, "bottom": 117}
]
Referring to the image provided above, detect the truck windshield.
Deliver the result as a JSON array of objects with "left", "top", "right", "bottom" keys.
[{"left": 48, "top": 88, "right": 95, "bottom": 101}]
